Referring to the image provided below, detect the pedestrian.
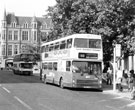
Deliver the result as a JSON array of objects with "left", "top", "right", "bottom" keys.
[
  {"left": 106, "top": 67, "right": 113, "bottom": 85},
  {"left": 116, "top": 67, "right": 123, "bottom": 92},
  {"left": 130, "top": 70, "right": 135, "bottom": 100},
  {"left": 123, "top": 69, "right": 129, "bottom": 85},
  {"left": 123, "top": 69, "right": 128, "bottom": 79},
  {"left": 103, "top": 64, "right": 108, "bottom": 82},
  {"left": 127, "top": 70, "right": 134, "bottom": 92}
]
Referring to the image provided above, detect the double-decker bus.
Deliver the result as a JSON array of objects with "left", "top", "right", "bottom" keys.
[
  {"left": 41, "top": 34, "right": 103, "bottom": 90},
  {"left": 12, "top": 53, "right": 40, "bottom": 75}
]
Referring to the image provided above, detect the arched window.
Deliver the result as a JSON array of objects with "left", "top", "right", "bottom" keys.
[
  {"left": 24, "top": 23, "right": 28, "bottom": 28},
  {"left": 11, "top": 22, "right": 16, "bottom": 27}
]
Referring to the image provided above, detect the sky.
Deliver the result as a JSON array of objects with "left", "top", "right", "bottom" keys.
[{"left": 0, "top": 0, "right": 56, "bottom": 27}]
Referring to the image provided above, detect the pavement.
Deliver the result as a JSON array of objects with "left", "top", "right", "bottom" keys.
[{"left": 102, "top": 80, "right": 133, "bottom": 101}]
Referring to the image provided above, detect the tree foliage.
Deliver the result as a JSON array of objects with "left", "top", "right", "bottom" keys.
[
  {"left": 95, "top": 0, "right": 135, "bottom": 60},
  {"left": 46, "top": 0, "right": 135, "bottom": 61}
]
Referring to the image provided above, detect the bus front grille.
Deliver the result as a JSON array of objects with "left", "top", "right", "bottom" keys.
[{"left": 76, "top": 80, "right": 98, "bottom": 84}]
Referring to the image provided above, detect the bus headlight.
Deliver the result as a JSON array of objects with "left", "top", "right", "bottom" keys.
[
  {"left": 72, "top": 79, "right": 75, "bottom": 83},
  {"left": 99, "top": 80, "right": 102, "bottom": 84}
]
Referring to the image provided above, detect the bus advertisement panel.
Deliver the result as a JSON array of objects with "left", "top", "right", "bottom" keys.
[{"left": 40, "top": 34, "right": 103, "bottom": 90}]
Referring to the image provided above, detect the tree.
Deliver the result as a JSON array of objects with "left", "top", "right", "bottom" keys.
[
  {"left": 46, "top": 0, "right": 135, "bottom": 61},
  {"left": 95, "top": 0, "right": 135, "bottom": 60},
  {"left": 47, "top": 0, "right": 99, "bottom": 37},
  {"left": 25, "top": 44, "right": 38, "bottom": 53}
]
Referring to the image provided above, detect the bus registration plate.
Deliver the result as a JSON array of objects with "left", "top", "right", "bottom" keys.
[{"left": 84, "top": 86, "right": 90, "bottom": 88}]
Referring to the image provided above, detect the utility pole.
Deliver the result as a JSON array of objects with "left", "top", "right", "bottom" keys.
[
  {"left": 19, "top": 26, "right": 22, "bottom": 54},
  {"left": 113, "top": 45, "right": 116, "bottom": 92},
  {"left": 113, "top": 43, "right": 121, "bottom": 92}
]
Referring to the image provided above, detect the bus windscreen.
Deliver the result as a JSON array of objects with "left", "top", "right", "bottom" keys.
[
  {"left": 72, "top": 61, "right": 101, "bottom": 75},
  {"left": 20, "top": 63, "right": 33, "bottom": 69}
]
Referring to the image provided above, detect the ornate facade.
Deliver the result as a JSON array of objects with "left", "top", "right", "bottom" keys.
[{"left": 0, "top": 10, "right": 52, "bottom": 61}]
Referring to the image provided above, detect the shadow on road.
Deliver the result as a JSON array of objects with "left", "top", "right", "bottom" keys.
[
  {"left": 45, "top": 82, "right": 103, "bottom": 92},
  {"left": 67, "top": 88, "right": 103, "bottom": 92},
  {"left": 0, "top": 70, "right": 42, "bottom": 84}
]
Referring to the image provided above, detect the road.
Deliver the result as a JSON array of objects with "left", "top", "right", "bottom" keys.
[{"left": 0, "top": 70, "right": 134, "bottom": 110}]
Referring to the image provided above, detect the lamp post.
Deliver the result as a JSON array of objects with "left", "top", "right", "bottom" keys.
[
  {"left": 112, "top": 41, "right": 121, "bottom": 92},
  {"left": 113, "top": 41, "right": 116, "bottom": 92}
]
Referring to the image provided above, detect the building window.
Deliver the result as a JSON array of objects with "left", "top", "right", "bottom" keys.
[
  {"left": 12, "top": 22, "right": 16, "bottom": 27},
  {"left": 14, "top": 45, "right": 18, "bottom": 55},
  {"left": 2, "top": 30, "right": 6, "bottom": 40},
  {"left": 8, "top": 31, "right": 12, "bottom": 40},
  {"left": 2, "top": 45, "right": 6, "bottom": 56},
  {"left": 2, "top": 22, "right": 6, "bottom": 27},
  {"left": 34, "top": 23, "right": 37, "bottom": 28},
  {"left": 8, "top": 45, "right": 12, "bottom": 56},
  {"left": 22, "top": 31, "right": 28, "bottom": 41},
  {"left": 34, "top": 31, "right": 37, "bottom": 41},
  {"left": 14, "top": 31, "right": 18, "bottom": 40},
  {"left": 24, "top": 23, "right": 28, "bottom": 28}
]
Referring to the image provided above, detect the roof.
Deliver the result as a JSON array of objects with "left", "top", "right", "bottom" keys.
[{"left": 6, "top": 13, "right": 52, "bottom": 28}]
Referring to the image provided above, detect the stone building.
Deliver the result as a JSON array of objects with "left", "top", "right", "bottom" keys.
[{"left": 0, "top": 10, "right": 52, "bottom": 62}]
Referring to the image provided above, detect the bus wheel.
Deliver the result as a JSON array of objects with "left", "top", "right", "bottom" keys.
[
  {"left": 13, "top": 70, "right": 16, "bottom": 74},
  {"left": 59, "top": 78, "right": 64, "bottom": 89},
  {"left": 43, "top": 75, "right": 47, "bottom": 84},
  {"left": 13, "top": 70, "right": 15, "bottom": 74}
]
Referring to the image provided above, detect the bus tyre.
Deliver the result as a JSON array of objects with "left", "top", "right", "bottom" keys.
[
  {"left": 59, "top": 78, "right": 64, "bottom": 89},
  {"left": 13, "top": 70, "right": 16, "bottom": 74}
]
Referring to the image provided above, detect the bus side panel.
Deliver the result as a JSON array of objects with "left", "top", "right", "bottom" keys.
[
  {"left": 63, "top": 71, "right": 73, "bottom": 87},
  {"left": 53, "top": 71, "right": 61, "bottom": 85}
]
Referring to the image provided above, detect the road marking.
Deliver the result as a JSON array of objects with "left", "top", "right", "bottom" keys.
[
  {"left": 105, "top": 105, "right": 119, "bottom": 110},
  {"left": 126, "top": 102, "right": 135, "bottom": 107},
  {"left": 0, "top": 84, "right": 1, "bottom": 86},
  {"left": 111, "top": 96, "right": 124, "bottom": 99},
  {"left": 14, "top": 96, "right": 32, "bottom": 110},
  {"left": 39, "top": 103, "right": 54, "bottom": 110},
  {"left": 2, "top": 87, "right": 11, "bottom": 93}
]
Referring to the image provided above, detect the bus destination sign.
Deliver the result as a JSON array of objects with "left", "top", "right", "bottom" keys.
[{"left": 78, "top": 53, "right": 98, "bottom": 59}]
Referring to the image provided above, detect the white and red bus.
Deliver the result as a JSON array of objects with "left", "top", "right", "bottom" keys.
[{"left": 41, "top": 34, "right": 103, "bottom": 90}]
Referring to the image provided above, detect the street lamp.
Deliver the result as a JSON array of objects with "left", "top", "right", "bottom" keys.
[
  {"left": 112, "top": 41, "right": 116, "bottom": 92},
  {"left": 112, "top": 41, "right": 121, "bottom": 92}
]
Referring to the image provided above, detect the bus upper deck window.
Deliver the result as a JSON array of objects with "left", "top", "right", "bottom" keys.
[
  {"left": 60, "top": 40, "right": 66, "bottom": 49},
  {"left": 74, "top": 38, "right": 87, "bottom": 48},
  {"left": 89, "top": 39, "right": 101, "bottom": 48},
  {"left": 45, "top": 45, "right": 49, "bottom": 52},
  {"left": 67, "top": 38, "right": 72, "bottom": 48},
  {"left": 54, "top": 42, "right": 59, "bottom": 50},
  {"left": 49, "top": 44, "right": 54, "bottom": 51}
]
